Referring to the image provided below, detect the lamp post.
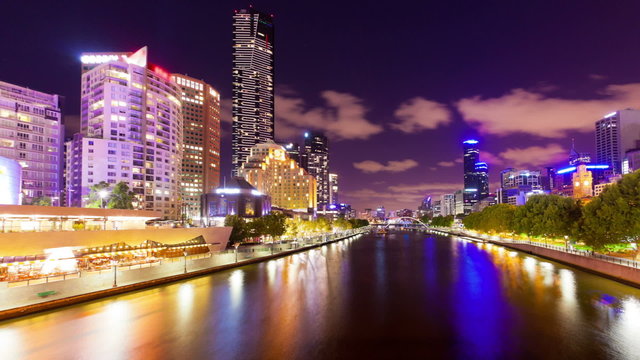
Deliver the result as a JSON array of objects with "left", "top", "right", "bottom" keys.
[
  {"left": 183, "top": 250, "right": 188, "bottom": 274},
  {"left": 111, "top": 259, "right": 118, "bottom": 287},
  {"left": 234, "top": 243, "right": 240, "bottom": 263},
  {"left": 99, "top": 190, "right": 109, "bottom": 209}
]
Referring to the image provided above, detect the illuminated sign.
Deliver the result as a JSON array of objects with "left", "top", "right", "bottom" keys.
[
  {"left": 215, "top": 188, "right": 241, "bottom": 194},
  {"left": 463, "top": 139, "right": 479, "bottom": 144},
  {"left": 80, "top": 54, "right": 128, "bottom": 64},
  {"left": 604, "top": 112, "right": 617, "bottom": 118}
]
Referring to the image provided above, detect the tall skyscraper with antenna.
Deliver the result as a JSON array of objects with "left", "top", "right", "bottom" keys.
[{"left": 231, "top": 7, "right": 275, "bottom": 175}]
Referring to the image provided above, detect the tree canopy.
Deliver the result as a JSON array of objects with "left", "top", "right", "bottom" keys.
[{"left": 581, "top": 171, "right": 640, "bottom": 255}]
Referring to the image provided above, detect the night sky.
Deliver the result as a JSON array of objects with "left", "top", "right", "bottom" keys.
[{"left": 3, "top": 0, "right": 640, "bottom": 212}]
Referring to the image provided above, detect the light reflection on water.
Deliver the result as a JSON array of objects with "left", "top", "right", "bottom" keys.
[{"left": 0, "top": 232, "right": 639, "bottom": 359}]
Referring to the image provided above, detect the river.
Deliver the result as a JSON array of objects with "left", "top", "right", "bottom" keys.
[{"left": 1, "top": 231, "right": 639, "bottom": 359}]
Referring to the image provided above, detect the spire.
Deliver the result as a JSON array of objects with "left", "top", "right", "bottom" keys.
[{"left": 569, "top": 138, "right": 579, "bottom": 159}]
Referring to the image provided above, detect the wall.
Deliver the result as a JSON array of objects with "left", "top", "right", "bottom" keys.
[{"left": 504, "top": 243, "right": 640, "bottom": 286}]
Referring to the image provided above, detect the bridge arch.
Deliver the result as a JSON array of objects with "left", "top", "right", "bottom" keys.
[{"left": 383, "top": 217, "right": 429, "bottom": 229}]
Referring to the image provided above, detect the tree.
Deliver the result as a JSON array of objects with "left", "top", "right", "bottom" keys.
[
  {"left": 284, "top": 218, "right": 300, "bottom": 239},
  {"left": 581, "top": 171, "right": 640, "bottom": 257},
  {"left": 262, "top": 213, "right": 287, "bottom": 241},
  {"left": 107, "top": 182, "right": 136, "bottom": 209},
  {"left": 224, "top": 215, "right": 248, "bottom": 245},
  {"left": 348, "top": 219, "right": 369, "bottom": 228},
  {"left": 30, "top": 196, "right": 52, "bottom": 206},
  {"left": 332, "top": 218, "right": 353, "bottom": 231},
  {"left": 431, "top": 215, "right": 454, "bottom": 227},
  {"left": 86, "top": 181, "right": 111, "bottom": 208},
  {"left": 512, "top": 195, "right": 581, "bottom": 241}
]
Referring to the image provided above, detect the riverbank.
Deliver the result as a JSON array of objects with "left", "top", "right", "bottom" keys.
[
  {"left": 428, "top": 228, "right": 640, "bottom": 288},
  {"left": 0, "top": 228, "right": 369, "bottom": 321}
]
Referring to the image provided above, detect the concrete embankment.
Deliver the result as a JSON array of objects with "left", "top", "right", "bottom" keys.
[
  {"left": 432, "top": 229, "right": 640, "bottom": 288},
  {"left": 0, "top": 231, "right": 366, "bottom": 321}
]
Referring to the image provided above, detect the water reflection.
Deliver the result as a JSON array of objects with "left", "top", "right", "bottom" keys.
[{"left": 0, "top": 232, "right": 639, "bottom": 359}]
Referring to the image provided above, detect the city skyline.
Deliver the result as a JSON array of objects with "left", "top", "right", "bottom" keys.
[{"left": 4, "top": 1, "right": 640, "bottom": 211}]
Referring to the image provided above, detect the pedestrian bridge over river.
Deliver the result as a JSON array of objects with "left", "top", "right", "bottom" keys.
[{"left": 373, "top": 217, "right": 430, "bottom": 229}]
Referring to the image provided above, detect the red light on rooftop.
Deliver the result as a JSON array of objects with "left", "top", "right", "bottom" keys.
[{"left": 153, "top": 65, "right": 170, "bottom": 81}]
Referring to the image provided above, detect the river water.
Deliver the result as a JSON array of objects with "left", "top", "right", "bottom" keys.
[{"left": 1, "top": 231, "right": 639, "bottom": 359}]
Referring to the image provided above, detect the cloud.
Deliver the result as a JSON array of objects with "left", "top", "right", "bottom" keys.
[
  {"left": 479, "top": 151, "right": 504, "bottom": 166},
  {"left": 275, "top": 90, "right": 383, "bottom": 140},
  {"left": 456, "top": 83, "right": 640, "bottom": 138},
  {"left": 589, "top": 74, "right": 607, "bottom": 80},
  {"left": 353, "top": 159, "right": 419, "bottom": 173},
  {"left": 391, "top": 97, "right": 452, "bottom": 133},
  {"left": 481, "top": 143, "right": 567, "bottom": 168},
  {"left": 498, "top": 143, "right": 567, "bottom": 167},
  {"left": 437, "top": 161, "right": 456, "bottom": 167},
  {"left": 387, "top": 182, "right": 462, "bottom": 194},
  {"left": 220, "top": 98, "right": 232, "bottom": 123}
]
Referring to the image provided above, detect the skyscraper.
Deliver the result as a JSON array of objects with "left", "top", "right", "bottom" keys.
[
  {"left": 239, "top": 142, "right": 316, "bottom": 211},
  {"left": 462, "top": 139, "right": 489, "bottom": 214},
  {"left": 0, "top": 81, "right": 63, "bottom": 205},
  {"left": 302, "top": 131, "right": 329, "bottom": 209},
  {"left": 595, "top": 109, "right": 640, "bottom": 174},
  {"left": 171, "top": 74, "right": 221, "bottom": 221},
  {"left": 232, "top": 7, "right": 275, "bottom": 174},
  {"left": 329, "top": 173, "right": 339, "bottom": 205},
  {"left": 67, "top": 47, "right": 183, "bottom": 219}
]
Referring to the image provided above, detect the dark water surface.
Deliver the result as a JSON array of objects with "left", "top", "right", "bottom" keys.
[{"left": 1, "top": 231, "right": 640, "bottom": 359}]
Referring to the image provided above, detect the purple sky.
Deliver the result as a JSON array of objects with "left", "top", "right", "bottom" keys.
[{"left": 3, "top": 1, "right": 640, "bottom": 211}]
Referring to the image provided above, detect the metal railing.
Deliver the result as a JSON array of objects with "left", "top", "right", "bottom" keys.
[
  {"left": 2, "top": 228, "right": 369, "bottom": 288},
  {"left": 435, "top": 228, "right": 640, "bottom": 269}
]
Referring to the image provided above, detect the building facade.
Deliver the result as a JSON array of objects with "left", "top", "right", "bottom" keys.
[
  {"left": 595, "top": 109, "right": 640, "bottom": 174},
  {"left": 302, "top": 132, "right": 330, "bottom": 209},
  {"left": 239, "top": 142, "right": 316, "bottom": 212},
  {"left": 200, "top": 177, "right": 271, "bottom": 226},
  {"left": 497, "top": 168, "right": 541, "bottom": 204},
  {"left": 440, "top": 194, "right": 455, "bottom": 216},
  {"left": 0, "top": 81, "right": 63, "bottom": 205},
  {"left": 171, "top": 74, "right": 221, "bottom": 221},
  {"left": 232, "top": 7, "right": 275, "bottom": 175},
  {"left": 329, "top": 173, "right": 339, "bottom": 205},
  {"left": 67, "top": 47, "right": 183, "bottom": 219},
  {"left": 462, "top": 139, "right": 489, "bottom": 214},
  {"left": 0, "top": 156, "right": 22, "bottom": 205}
]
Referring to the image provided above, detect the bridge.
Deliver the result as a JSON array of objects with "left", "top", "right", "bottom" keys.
[{"left": 373, "top": 217, "right": 430, "bottom": 229}]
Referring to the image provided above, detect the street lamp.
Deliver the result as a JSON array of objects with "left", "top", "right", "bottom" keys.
[
  {"left": 183, "top": 250, "right": 188, "bottom": 274},
  {"left": 99, "top": 190, "right": 109, "bottom": 208},
  {"left": 111, "top": 259, "right": 118, "bottom": 287},
  {"left": 234, "top": 242, "right": 240, "bottom": 263}
]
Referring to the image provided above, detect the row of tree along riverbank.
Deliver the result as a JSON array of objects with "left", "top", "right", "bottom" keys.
[{"left": 459, "top": 171, "right": 640, "bottom": 260}]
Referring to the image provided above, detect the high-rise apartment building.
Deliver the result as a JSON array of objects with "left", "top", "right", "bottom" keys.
[
  {"left": 67, "top": 47, "right": 183, "bottom": 219},
  {"left": 302, "top": 132, "right": 329, "bottom": 209},
  {"left": 440, "top": 194, "right": 455, "bottom": 216},
  {"left": 462, "top": 139, "right": 489, "bottom": 214},
  {"left": 497, "top": 168, "right": 541, "bottom": 203},
  {"left": 171, "top": 74, "right": 221, "bottom": 221},
  {"left": 329, "top": 173, "right": 339, "bottom": 205},
  {"left": 232, "top": 7, "right": 275, "bottom": 174},
  {"left": 239, "top": 142, "right": 316, "bottom": 211},
  {"left": 0, "top": 81, "right": 63, "bottom": 205},
  {"left": 595, "top": 109, "right": 640, "bottom": 174}
]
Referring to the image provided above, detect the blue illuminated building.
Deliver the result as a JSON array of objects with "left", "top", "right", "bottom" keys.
[
  {"left": 463, "top": 139, "right": 490, "bottom": 214},
  {"left": 200, "top": 177, "right": 271, "bottom": 226}
]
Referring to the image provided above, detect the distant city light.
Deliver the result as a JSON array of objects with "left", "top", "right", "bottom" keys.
[
  {"left": 586, "top": 164, "right": 609, "bottom": 170},
  {"left": 463, "top": 139, "right": 479, "bottom": 144},
  {"left": 604, "top": 111, "right": 617, "bottom": 118},
  {"left": 464, "top": 188, "right": 478, "bottom": 192},
  {"left": 215, "top": 188, "right": 241, "bottom": 194},
  {"left": 557, "top": 166, "right": 577, "bottom": 174},
  {"left": 304, "top": 132, "right": 309, "bottom": 138}
]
